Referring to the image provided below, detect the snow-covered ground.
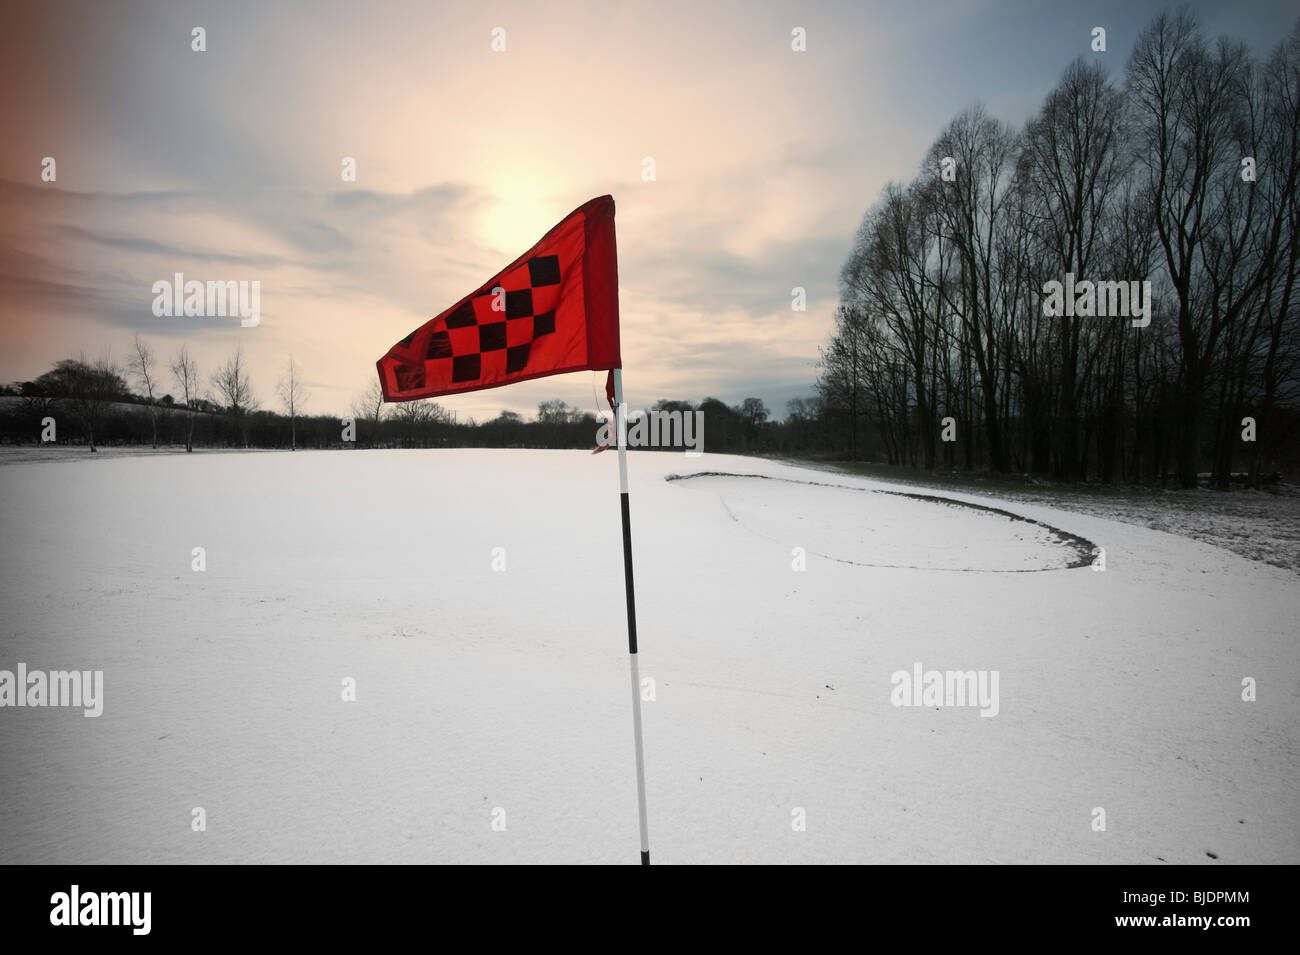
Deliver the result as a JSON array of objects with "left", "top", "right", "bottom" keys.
[
  {"left": 1, "top": 449, "right": 1296, "bottom": 864},
  {"left": 802, "top": 458, "right": 1300, "bottom": 576}
]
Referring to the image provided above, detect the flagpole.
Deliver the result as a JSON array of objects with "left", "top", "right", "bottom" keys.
[{"left": 613, "top": 368, "right": 651, "bottom": 865}]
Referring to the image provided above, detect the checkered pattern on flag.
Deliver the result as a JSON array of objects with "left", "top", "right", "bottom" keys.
[{"left": 376, "top": 195, "right": 621, "bottom": 401}]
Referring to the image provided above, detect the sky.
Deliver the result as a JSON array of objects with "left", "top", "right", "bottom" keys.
[{"left": 1, "top": 0, "right": 1295, "bottom": 422}]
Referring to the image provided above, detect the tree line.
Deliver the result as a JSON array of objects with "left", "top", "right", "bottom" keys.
[
  {"left": 815, "top": 11, "right": 1300, "bottom": 487},
  {"left": 1, "top": 343, "right": 802, "bottom": 454},
  {"left": 1, "top": 338, "right": 311, "bottom": 453}
]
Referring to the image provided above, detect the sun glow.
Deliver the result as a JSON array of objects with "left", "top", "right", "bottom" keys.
[{"left": 478, "top": 176, "right": 560, "bottom": 256}]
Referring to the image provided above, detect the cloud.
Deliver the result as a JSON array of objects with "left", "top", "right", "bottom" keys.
[{"left": 56, "top": 225, "right": 295, "bottom": 268}]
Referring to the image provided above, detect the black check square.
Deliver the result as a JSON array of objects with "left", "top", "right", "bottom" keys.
[
  {"left": 478, "top": 322, "right": 507, "bottom": 352},
  {"left": 451, "top": 354, "right": 480, "bottom": 383},
  {"left": 528, "top": 255, "right": 561, "bottom": 287},
  {"left": 506, "top": 343, "right": 530, "bottom": 373},
  {"left": 395, "top": 363, "right": 425, "bottom": 391},
  {"left": 533, "top": 309, "right": 555, "bottom": 337},
  {"left": 445, "top": 301, "right": 477, "bottom": 328},
  {"left": 426, "top": 330, "right": 452, "bottom": 359},
  {"left": 504, "top": 289, "right": 533, "bottom": 320}
]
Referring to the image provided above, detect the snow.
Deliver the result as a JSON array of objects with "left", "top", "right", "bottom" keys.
[
  {"left": 1, "top": 449, "right": 1296, "bottom": 864},
  {"left": 817, "top": 463, "right": 1300, "bottom": 575}
]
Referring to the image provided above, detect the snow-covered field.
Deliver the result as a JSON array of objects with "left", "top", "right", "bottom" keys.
[
  {"left": 1, "top": 449, "right": 1296, "bottom": 864},
  {"left": 801, "top": 458, "right": 1300, "bottom": 576}
]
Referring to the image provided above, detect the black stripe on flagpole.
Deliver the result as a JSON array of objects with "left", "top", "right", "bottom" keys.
[
  {"left": 641, "top": 850, "right": 650, "bottom": 865},
  {"left": 620, "top": 491, "right": 638, "bottom": 655}
]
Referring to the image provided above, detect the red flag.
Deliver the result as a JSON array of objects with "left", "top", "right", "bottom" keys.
[{"left": 376, "top": 195, "right": 621, "bottom": 402}]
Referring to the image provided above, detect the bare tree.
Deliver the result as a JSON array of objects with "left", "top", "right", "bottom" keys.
[
  {"left": 392, "top": 398, "right": 444, "bottom": 447},
  {"left": 44, "top": 354, "right": 127, "bottom": 452},
  {"left": 170, "top": 345, "right": 200, "bottom": 452},
  {"left": 1018, "top": 58, "right": 1129, "bottom": 479},
  {"left": 349, "top": 378, "right": 387, "bottom": 445},
  {"left": 1127, "top": 10, "right": 1256, "bottom": 486},
  {"left": 842, "top": 182, "right": 942, "bottom": 467},
  {"left": 817, "top": 303, "right": 868, "bottom": 459},
  {"left": 127, "top": 333, "right": 161, "bottom": 449},
  {"left": 18, "top": 378, "right": 58, "bottom": 425},
  {"left": 210, "top": 345, "right": 258, "bottom": 449},
  {"left": 1249, "top": 23, "right": 1300, "bottom": 485},
  {"left": 537, "top": 400, "right": 576, "bottom": 425},
  {"left": 926, "top": 104, "right": 1019, "bottom": 472},
  {"left": 276, "top": 355, "right": 309, "bottom": 451}
]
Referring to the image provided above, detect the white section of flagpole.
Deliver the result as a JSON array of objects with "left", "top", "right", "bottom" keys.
[{"left": 613, "top": 368, "right": 651, "bottom": 865}]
